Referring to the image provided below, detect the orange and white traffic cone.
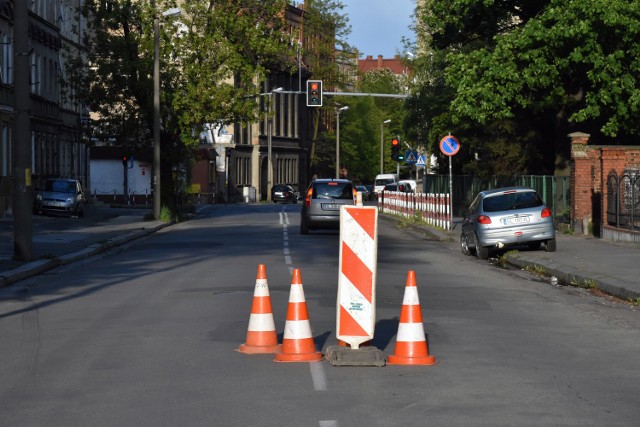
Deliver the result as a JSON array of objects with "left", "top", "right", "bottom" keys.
[
  {"left": 274, "top": 269, "right": 322, "bottom": 362},
  {"left": 387, "top": 270, "right": 436, "bottom": 366},
  {"left": 238, "top": 264, "right": 280, "bottom": 354}
]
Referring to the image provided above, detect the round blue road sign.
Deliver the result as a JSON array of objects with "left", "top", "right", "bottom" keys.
[{"left": 439, "top": 135, "right": 460, "bottom": 156}]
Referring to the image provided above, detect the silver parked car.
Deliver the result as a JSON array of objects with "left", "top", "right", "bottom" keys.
[
  {"left": 460, "top": 187, "right": 555, "bottom": 260},
  {"left": 34, "top": 178, "right": 86, "bottom": 217},
  {"left": 300, "top": 178, "right": 355, "bottom": 234}
]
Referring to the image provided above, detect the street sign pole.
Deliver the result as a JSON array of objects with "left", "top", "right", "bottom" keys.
[
  {"left": 439, "top": 134, "right": 460, "bottom": 230},
  {"left": 449, "top": 155, "right": 453, "bottom": 227}
]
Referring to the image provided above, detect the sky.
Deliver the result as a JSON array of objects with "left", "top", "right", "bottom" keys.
[{"left": 341, "top": 0, "right": 416, "bottom": 58}]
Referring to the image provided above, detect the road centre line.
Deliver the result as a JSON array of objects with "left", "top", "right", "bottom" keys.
[
  {"left": 280, "top": 210, "right": 293, "bottom": 274},
  {"left": 309, "top": 361, "right": 327, "bottom": 391}
]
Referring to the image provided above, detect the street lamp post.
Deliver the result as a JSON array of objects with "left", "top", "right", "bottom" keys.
[
  {"left": 336, "top": 106, "right": 348, "bottom": 179},
  {"left": 380, "top": 119, "right": 391, "bottom": 174},
  {"left": 267, "top": 87, "right": 283, "bottom": 202},
  {"left": 153, "top": 7, "right": 181, "bottom": 220}
]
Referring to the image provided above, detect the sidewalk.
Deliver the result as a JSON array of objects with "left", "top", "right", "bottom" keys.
[
  {"left": 0, "top": 207, "right": 169, "bottom": 288},
  {"left": 392, "top": 216, "right": 640, "bottom": 302}
]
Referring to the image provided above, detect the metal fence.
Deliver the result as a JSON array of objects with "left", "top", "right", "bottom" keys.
[
  {"left": 423, "top": 174, "right": 571, "bottom": 219},
  {"left": 606, "top": 171, "right": 640, "bottom": 231}
]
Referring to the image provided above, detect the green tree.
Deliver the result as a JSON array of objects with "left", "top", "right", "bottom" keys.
[
  {"left": 411, "top": 0, "right": 640, "bottom": 176},
  {"left": 78, "top": 0, "right": 294, "bottom": 211},
  {"left": 330, "top": 68, "right": 407, "bottom": 183},
  {"left": 301, "top": 0, "right": 352, "bottom": 178}
]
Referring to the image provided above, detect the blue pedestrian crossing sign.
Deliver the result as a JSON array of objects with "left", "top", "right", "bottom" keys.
[
  {"left": 439, "top": 135, "right": 460, "bottom": 156},
  {"left": 416, "top": 155, "right": 427, "bottom": 167},
  {"left": 404, "top": 150, "right": 419, "bottom": 164}
]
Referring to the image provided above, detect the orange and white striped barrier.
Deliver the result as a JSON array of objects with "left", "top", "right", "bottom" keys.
[
  {"left": 379, "top": 191, "right": 451, "bottom": 230},
  {"left": 387, "top": 270, "right": 436, "bottom": 365},
  {"left": 238, "top": 264, "right": 280, "bottom": 354},
  {"left": 336, "top": 205, "right": 378, "bottom": 349},
  {"left": 274, "top": 269, "right": 322, "bottom": 362}
]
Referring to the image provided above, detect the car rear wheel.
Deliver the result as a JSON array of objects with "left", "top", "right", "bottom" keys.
[
  {"left": 475, "top": 235, "right": 489, "bottom": 260},
  {"left": 545, "top": 238, "right": 556, "bottom": 252}
]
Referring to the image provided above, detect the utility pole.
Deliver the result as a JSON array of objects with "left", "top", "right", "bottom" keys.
[{"left": 13, "top": 0, "right": 32, "bottom": 261}]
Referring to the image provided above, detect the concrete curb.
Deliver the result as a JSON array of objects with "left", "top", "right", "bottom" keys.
[{"left": 0, "top": 222, "right": 171, "bottom": 288}]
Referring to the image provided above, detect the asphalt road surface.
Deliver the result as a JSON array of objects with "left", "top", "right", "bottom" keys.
[{"left": 1, "top": 203, "right": 639, "bottom": 426}]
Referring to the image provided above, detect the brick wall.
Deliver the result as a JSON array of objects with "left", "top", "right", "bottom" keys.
[{"left": 570, "top": 132, "right": 640, "bottom": 236}]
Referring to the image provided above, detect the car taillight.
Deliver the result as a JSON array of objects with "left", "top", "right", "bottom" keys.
[
  {"left": 477, "top": 215, "right": 492, "bottom": 224},
  {"left": 305, "top": 188, "right": 313, "bottom": 207},
  {"left": 541, "top": 207, "right": 552, "bottom": 218}
]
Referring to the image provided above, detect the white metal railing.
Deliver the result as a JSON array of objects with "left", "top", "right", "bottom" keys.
[{"left": 378, "top": 191, "right": 451, "bottom": 230}]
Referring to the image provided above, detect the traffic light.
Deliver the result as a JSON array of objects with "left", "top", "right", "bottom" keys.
[
  {"left": 391, "top": 138, "right": 400, "bottom": 161},
  {"left": 122, "top": 156, "right": 128, "bottom": 166},
  {"left": 306, "top": 80, "right": 323, "bottom": 107}
]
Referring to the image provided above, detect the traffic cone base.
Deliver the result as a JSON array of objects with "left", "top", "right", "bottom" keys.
[
  {"left": 387, "top": 347, "right": 436, "bottom": 365},
  {"left": 238, "top": 330, "right": 281, "bottom": 354},
  {"left": 238, "top": 264, "right": 280, "bottom": 354},
  {"left": 275, "top": 336, "right": 322, "bottom": 362}
]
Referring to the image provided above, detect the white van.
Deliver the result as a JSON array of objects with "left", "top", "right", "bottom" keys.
[{"left": 374, "top": 173, "right": 398, "bottom": 197}]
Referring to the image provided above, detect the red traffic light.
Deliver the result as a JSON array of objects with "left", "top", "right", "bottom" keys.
[
  {"left": 306, "top": 80, "right": 323, "bottom": 107},
  {"left": 391, "top": 138, "right": 399, "bottom": 146},
  {"left": 122, "top": 156, "right": 128, "bottom": 166}
]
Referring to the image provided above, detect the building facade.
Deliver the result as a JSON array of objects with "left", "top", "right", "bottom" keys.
[
  {"left": 191, "top": 2, "right": 330, "bottom": 203},
  {"left": 0, "top": 0, "right": 88, "bottom": 216}
]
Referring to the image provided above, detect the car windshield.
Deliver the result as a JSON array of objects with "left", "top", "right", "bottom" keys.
[
  {"left": 313, "top": 182, "right": 353, "bottom": 200},
  {"left": 45, "top": 180, "right": 76, "bottom": 194},
  {"left": 375, "top": 178, "right": 395, "bottom": 186},
  {"left": 482, "top": 191, "right": 543, "bottom": 212}
]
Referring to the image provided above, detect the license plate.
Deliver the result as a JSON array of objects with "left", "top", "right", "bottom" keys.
[
  {"left": 502, "top": 215, "right": 530, "bottom": 225},
  {"left": 323, "top": 203, "right": 341, "bottom": 210}
]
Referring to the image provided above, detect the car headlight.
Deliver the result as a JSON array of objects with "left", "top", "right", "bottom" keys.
[{"left": 67, "top": 197, "right": 73, "bottom": 203}]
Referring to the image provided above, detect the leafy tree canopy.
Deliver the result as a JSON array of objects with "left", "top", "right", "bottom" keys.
[
  {"left": 81, "top": 0, "right": 296, "bottom": 148},
  {"left": 410, "top": 0, "right": 640, "bottom": 175}
]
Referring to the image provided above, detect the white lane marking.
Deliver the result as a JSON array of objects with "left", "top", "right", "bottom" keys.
[
  {"left": 319, "top": 421, "right": 338, "bottom": 427},
  {"left": 309, "top": 361, "right": 327, "bottom": 391},
  {"left": 281, "top": 209, "right": 293, "bottom": 273}
]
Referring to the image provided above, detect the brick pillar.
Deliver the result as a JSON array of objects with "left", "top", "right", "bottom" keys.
[{"left": 570, "top": 132, "right": 593, "bottom": 234}]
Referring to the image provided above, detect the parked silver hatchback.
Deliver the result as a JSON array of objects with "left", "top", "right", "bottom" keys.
[
  {"left": 300, "top": 178, "right": 355, "bottom": 234},
  {"left": 460, "top": 186, "right": 555, "bottom": 260},
  {"left": 34, "top": 178, "right": 86, "bottom": 217}
]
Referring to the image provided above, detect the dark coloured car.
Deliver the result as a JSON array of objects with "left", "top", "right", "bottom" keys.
[
  {"left": 460, "top": 186, "right": 556, "bottom": 260},
  {"left": 271, "top": 184, "right": 298, "bottom": 203},
  {"left": 300, "top": 179, "right": 356, "bottom": 234},
  {"left": 356, "top": 185, "right": 372, "bottom": 201},
  {"left": 34, "top": 178, "right": 86, "bottom": 217}
]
